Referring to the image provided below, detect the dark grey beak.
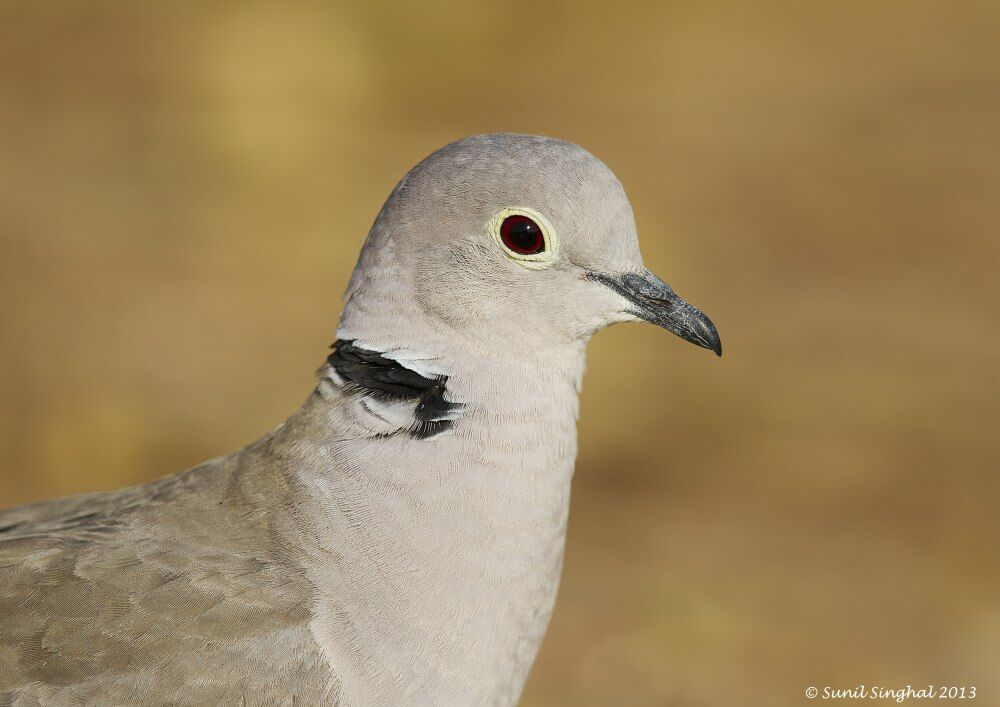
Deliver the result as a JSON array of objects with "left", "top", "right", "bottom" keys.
[{"left": 589, "top": 269, "right": 722, "bottom": 356}]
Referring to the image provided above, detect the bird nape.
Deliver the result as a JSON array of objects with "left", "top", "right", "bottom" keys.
[{"left": 0, "top": 133, "right": 720, "bottom": 706}]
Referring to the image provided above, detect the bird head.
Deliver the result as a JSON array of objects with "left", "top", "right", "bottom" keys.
[{"left": 340, "top": 134, "right": 721, "bottom": 357}]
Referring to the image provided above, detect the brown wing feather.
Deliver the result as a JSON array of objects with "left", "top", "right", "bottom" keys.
[{"left": 0, "top": 460, "right": 340, "bottom": 704}]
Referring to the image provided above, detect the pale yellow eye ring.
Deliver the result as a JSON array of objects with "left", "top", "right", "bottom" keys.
[{"left": 488, "top": 206, "right": 559, "bottom": 270}]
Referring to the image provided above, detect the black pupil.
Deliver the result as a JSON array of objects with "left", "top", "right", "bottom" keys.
[{"left": 502, "top": 216, "right": 543, "bottom": 254}]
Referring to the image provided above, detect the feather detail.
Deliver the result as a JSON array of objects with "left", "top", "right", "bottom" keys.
[{"left": 325, "top": 340, "right": 463, "bottom": 439}]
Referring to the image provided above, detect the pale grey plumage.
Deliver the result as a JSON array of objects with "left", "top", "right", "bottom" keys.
[{"left": 0, "top": 134, "right": 720, "bottom": 705}]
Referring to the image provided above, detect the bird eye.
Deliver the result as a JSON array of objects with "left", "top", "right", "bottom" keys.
[
  {"left": 500, "top": 215, "right": 545, "bottom": 255},
  {"left": 488, "top": 206, "right": 558, "bottom": 270}
]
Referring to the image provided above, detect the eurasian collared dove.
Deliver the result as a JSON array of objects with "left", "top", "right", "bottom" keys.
[{"left": 0, "top": 134, "right": 721, "bottom": 706}]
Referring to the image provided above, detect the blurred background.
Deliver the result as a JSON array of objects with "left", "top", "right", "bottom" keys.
[{"left": 1, "top": 1, "right": 998, "bottom": 704}]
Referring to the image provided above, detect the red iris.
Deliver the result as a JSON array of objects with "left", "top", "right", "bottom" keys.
[{"left": 500, "top": 215, "right": 545, "bottom": 255}]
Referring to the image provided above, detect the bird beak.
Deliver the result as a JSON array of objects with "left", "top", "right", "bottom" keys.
[{"left": 588, "top": 269, "right": 722, "bottom": 356}]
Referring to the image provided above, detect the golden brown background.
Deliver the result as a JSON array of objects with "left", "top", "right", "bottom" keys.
[{"left": 1, "top": 1, "right": 998, "bottom": 705}]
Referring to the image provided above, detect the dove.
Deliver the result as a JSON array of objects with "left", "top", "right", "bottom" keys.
[{"left": 0, "top": 133, "right": 720, "bottom": 705}]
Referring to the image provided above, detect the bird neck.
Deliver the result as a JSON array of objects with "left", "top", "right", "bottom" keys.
[{"left": 272, "top": 336, "right": 587, "bottom": 705}]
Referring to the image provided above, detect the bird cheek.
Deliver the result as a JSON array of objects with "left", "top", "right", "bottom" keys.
[{"left": 410, "top": 244, "right": 486, "bottom": 328}]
